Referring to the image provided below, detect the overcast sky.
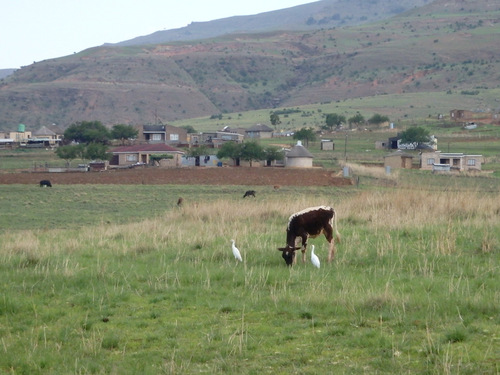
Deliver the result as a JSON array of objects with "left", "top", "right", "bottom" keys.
[{"left": 1, "top": 0, "right": 314, "bottom": 70}]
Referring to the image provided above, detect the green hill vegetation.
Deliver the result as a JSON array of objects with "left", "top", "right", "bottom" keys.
[{"left": 0, "top": 0, "right": 499, "bottom": 129}]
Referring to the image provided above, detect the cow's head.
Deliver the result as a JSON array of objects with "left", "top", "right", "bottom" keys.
[{"left": 277, "top": 246, "right": 301, "bottom": 266}]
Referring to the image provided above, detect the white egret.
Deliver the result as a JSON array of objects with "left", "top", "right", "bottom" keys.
[
  {"left": 230, "top": 239, "right": 243, "bottom": 262},
  {"left": 310, "top": 245, "right": 320, "bottom": 269}
]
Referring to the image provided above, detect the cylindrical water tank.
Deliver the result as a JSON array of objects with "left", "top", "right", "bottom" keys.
[{"left": 18, "top": 123, "right": 25, "bottom": 132}]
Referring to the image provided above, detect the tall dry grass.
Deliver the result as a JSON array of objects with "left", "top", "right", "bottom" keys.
[
  {"left": 0, "top": 188, "right": 495, "bottom": 293},
  {"left": 343, "top": 162, "right": 400, "bottom": 181},
  {"left": 2, "top": 189, "right": 498, "bottom": 260},
  {"left": 342, "top": 189, "right": 500, "bottom": 228}
]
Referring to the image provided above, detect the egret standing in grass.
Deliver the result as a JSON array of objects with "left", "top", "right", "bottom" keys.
[
  {"left": 311, "top": 245, "right": 320, "bottom": 269},
  {"left": 231, "top": 239, "right": 243, "bottom": 262}
]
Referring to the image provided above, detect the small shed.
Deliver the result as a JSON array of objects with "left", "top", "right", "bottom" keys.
[
  {"left": 321, "top": 140, "right": 334, "bottom": 151},
  {"left": 384, "top": 150, "right": 414, "bottom": 169},
  {"left": 285, "top": 140, "right": 314, "bottom": 168}
]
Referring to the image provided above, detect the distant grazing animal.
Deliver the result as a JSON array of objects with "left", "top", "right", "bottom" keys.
[
  {"left": 277, "top": 205, "right": 340, "bottom": 266},
  {"left": 273, "top": 185, "right": 281, "bottom": 190},
  {"left": 177, "top": 197, "right": 184, "bottom": 207},
  {"left": 243, "top": 190, "right": 256, "bottom": 198},
  {"left": 310, "top": 245, "right": 320, "bottom": 269},
  {"left": 230, "top": 239, "right": 243, "bottom": 262},
  {"left": 39, "top": 180, "right": 52, "bottom": 187}
]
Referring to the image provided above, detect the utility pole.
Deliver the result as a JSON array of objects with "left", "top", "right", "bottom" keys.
[{"left": 344, "top": 131, "right": 348, "bottom": 162}]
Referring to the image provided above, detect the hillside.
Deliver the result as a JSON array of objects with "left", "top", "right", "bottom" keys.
[
  {"left": 0, "top": 0, "right": 499, "bottom": 129},
  {"left": 113, "top": 0, "right": 430, "bottom": 47},
  {"left": 0, "top": 69, "right": 16, "bottom": 80}
]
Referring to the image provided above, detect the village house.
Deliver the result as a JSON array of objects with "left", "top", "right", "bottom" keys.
[
  {"left": 380, "top": 134, "right": 437, "bottom": 150},
  {"left": 420, "top": 150, "right": 483, "bottom": 172},
  {"left": 191, "top": 131, "right": 244, "bottom": 148},
  {"left": 245, "top": 124, "right": 274, "bottom": 139},
  {"left": 2, "top": 124, "right": 32, "bottom": 144},
  {"left": 375, "top": 140, "right": 389, "bottom": 149},
  {"left": 136, "top": 124, "right": 187, "bottom": 146},
  {"left": 450, "top": 109, "right": 500, "bottom": 125},
  {"left": 384, "top": 150, "right": 414, "bottom": 169},
  {"left": 450, "top": 109, "right": 474, "bottom": 122},
  {"left": 31, "top": 125, "right": 64, "bottom": 147},
  {"left": 109, "top": 144, "right": 185, "bottom": 168}
]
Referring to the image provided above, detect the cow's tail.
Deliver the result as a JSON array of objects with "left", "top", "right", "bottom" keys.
[{"left": 332, "top": 208, "right": 341, "bottom": 243}]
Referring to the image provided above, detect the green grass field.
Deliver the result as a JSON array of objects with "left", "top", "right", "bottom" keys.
[{"left": 0, "top": 180, "right": 498, "bottom": 374}]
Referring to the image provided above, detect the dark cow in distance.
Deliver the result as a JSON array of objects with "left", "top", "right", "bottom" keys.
[
  {"left": 278, "top": 206, "right": 340, "bottom": 266},
  {"left": 39, "top": 180, "right": 52, "bottom": 187},
  {"left": 243, "top": 190, "right": 256, "bottom": 198}
]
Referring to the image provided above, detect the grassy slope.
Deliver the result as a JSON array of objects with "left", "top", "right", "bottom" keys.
[{"left": 0, "top": 181, "right": 499, "bottom": 374}]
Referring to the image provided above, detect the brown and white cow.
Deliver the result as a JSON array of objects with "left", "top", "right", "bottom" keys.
[{"left": 277, "top": 205, "right": 340, "bottom": 266}]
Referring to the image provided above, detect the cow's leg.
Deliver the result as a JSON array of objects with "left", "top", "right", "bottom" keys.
[
  {"left": 291, "top": 238, "right": 299, "bottom": 265},
  {"left": 327, "top": 240, "right": 336, "bottom": 262},
  {"left": 300, "top": 234, "right": 308, "bottom": 263},
  {"left": 323, "top": 225, "right": 336, "bottom": 263}
]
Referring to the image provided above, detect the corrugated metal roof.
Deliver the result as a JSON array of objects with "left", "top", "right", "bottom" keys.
[
  {"left": 384, "top": 150, "right": 414, "bottom": 158},
  {"left": 246, "top": 124, "right": 273, "bottom": 132},
  {"left": 111, "top": 144, "right": 184, "bottom": 153},
  {"left": 143, "top": 125, "right": 166, "bottom": 132}
]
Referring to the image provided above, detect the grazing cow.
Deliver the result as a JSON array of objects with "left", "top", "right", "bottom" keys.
[
  {"left": 243, "top": 190, "right": 256, "bottom": 198},
  {"left": 277, "top": 205, "right": 340, "bottom": 266},
  {"left": 39, "top": 179, "right": 52, "bottom": 187},
  {"left": 273, "top": 185, "right": 281, "bottom": 190}
]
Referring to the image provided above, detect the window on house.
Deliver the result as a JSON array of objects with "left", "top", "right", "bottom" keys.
[
  {"left": 152, "top": 134, "right": 162, "bottom": 141},
  {"left": 170, "top": 134, "right": 179, "bottom": 141},
  {"left": 427, "top": 158, "right": 435, "bottom": 165},
  {"left": 126, "top": 154, "right": 138, "bottom": 162},
  {"left": 467, "top": 159, "right": 476, "bottom": 166}
]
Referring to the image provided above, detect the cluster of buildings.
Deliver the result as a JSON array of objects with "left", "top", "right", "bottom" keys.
[
  {"left": 381, "top": 134, "right": 483, "bottom": 173},
  {"left": 1, "top": 121, "right": 485, "bottom": 173},
  {"left": 0, "top": 124, "right": 64, "bottom": 148},
  {"left": 112, "top": 124, "right": 314, "bottom": 168},
  {"left": 0, "top": 122, "right": 317, "bottom": 169}
]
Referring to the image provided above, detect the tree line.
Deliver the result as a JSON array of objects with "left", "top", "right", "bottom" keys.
[{"left": 55, "top": 121, "right": 137, "bottom": 165}]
